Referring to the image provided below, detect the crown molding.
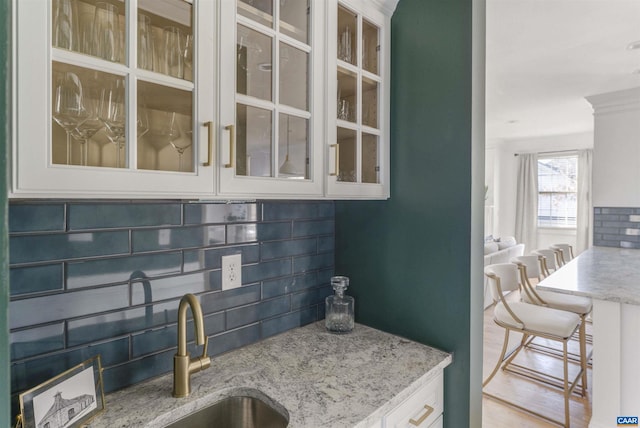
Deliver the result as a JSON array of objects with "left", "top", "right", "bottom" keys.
[
  {"left": 586, "top": 87, "right": 640, "bottom": 114},
  {"left": 368, "top": 0, "right": 400, "bottom": 16}
]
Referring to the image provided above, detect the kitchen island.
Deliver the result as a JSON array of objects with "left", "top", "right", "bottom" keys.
[
  {"left": 87, "top": 321, "right": 452, "bottom": 428},
  {"left": 537, "top": 246, "right": 640, "bottom": 428}
]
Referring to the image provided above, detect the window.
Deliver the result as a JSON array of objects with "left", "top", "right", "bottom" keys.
[{"left": 538, "top": 155, "right": 577, "bottom": 227}]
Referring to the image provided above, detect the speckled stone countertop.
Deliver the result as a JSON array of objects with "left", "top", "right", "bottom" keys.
[
  {"left": 537, "top": 246, "right": 640, "bottom": 305},
  {"left": 88, "top": 321, "right": 452, "bottom": 428}
]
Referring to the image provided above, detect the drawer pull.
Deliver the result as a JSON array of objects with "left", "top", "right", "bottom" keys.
[
  {"left": 203, "top": 121, "right": 214, "bottom": 167},
  {"left": 224, "top": 124, "right": 235, "bottom": 168},
  {"left": 409, "top": 404, "right": 434, "bottom": 426},
  {"left": 330, "top": 143, "right": 339, "bottom": 176}
]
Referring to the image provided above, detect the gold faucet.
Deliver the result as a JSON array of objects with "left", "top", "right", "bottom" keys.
[{"left": 173, "top": 293, "right": 212, "bottom": 397}]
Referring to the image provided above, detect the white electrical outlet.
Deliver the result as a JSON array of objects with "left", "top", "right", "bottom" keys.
[{"left": 221, "top": 254, "right": 242, "bottom": 290}]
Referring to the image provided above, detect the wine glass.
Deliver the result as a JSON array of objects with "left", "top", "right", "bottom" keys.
[
  {"left": 93, "top": 2, "right": 122, "bottom": 63},
  {"left": 52, "top": 71, "right": 89, "bottom": 164},
  {"left": 138, "top": 14, "right": 154, "bottom": 70},
  {"left": 78, "top": 10, "right": 94, "bottom": 55},
  {"left": 163, "top": 26, "right": 185, "bottom": 78},
  {"left": 183, "top": 34, "right": 193, "bottom": 78},
  {"left": 71, "top": 82, "right": 104, "bottom": 166},
  {"left": 52, "top": 0, "right": 79, "bottom": 51},
  {"left": 137, "top": 105, "right": 150, "bottom": 139},
  {"left": 100, "top": 78, "right": 126, "bottom": 168},
  {"left": 170, "top": 114, "right": 192, "bottom": 172}
]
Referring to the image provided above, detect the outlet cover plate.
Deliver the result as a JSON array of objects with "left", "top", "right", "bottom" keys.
[{"left": 222, "top": 254, "right": 242, "bottom": 290}]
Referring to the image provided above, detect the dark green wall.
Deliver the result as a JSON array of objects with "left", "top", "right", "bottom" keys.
[
  {"left": 1, "top": 2, "right": 11, "bottom": 426},
  {"left": 335, "top": 1, "right": 476, "bottom": 427}
]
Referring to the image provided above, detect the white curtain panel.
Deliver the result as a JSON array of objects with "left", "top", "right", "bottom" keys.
[
  {"left": 515, "top": 153, "right": 538, "bottom": 253},
  {"left": 576, "top": 149, "right": 593, "bottom": 254}
]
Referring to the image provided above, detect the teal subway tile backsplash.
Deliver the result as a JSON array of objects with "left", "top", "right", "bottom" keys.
[
  {"left": 200, "top": 284, "right": 262, "bottom": 313},
  {"left": 293, "top": 252, "right": 334, "bottom": 273},
  {"left": 9, "top": 264, "right": 63, "bottom": 296},
  {"left": 261, "top": 307, "right": 318, "bottom": 339},
  {"left": 243, "top": 259, "right": 292, "bottom": 283},
  {"left": 261, "top": 272, "right": 318, "bottom": 299},
  {"left": 209, "top": 324, "right": 262, "bottom": 357},
  {"left": 68, "top": 203, "right": 182, "bottom": 230},
  {"left": 130, "top": 271, "right": 219, "bottom": 304},
  {"left": 102, "top": 349, "right": 175, "bottom": 393},
  {"left": 66, "top": 252, "right": 183, "bottom": 289},
  {"left": 184, "top": 202, "right": 258, "bottom": 224},
  {"left": 257, "top": 221, "right": 291, "bottom": 241},
  {"left": 227, "top": 224, "right": 258, "bottom": 244},
  {"left": 11, "top": 337, "right": 130, "bottom": 392},
  {"left": 8, "top": 200, "right": 333, "bottom": 413},
  {"left": 132, "top": 225, "right": 226, "bottom": 252},
  {"left": 10, "top": 231, "right": 130, "bottom": 264},
  {"left": 260, "top": 237, "right": 318, "bottom": 260},
  {"left": 292, "top": 219, "right": 334, "bottom": 237},
  {"left": 226, "top": 295, "right": 291, "bottom": 330},
  {"left": 68, "top": 303, "right": 176, "bottom": 347},
  {"left": 292, "top": 285, "right": 333, "bottom": 310},
  {"left": 9, "top": 203, "right": 65, "bottom": 233},
  {"left": 183, "top": 244, "right": 260, "bottom": 272},
  {"left": 263, "top": 201, "right": 328, "bottom": 220},
  {"left": 10, "top": 284, "right": 130, "bottom": 329},
  {"left": 10, "top": 323, "right": 65, "bottom": 360}
]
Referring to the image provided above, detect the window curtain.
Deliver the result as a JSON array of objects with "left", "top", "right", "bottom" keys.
[
  {"left": 515, "top": 153, "right": 538, "bottom": 252},
  {"left": 576, "top": 149, "right": 593, "bottom": 254}
]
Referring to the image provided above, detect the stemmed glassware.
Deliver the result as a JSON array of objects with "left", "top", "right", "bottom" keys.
[
  {"left": 170, "top": 115, "right": 192, "bottom": 172},
  {"left": 94, "top": 2, "right": 122, "bottom": 63},
  {"left": 138, "top": 14, "right": 154, "bottom": 70},
  {"left": 78, "top": 10, "right": 95, "bottom": 56},
  {"left": 137, "top": 104, "right": 150, "bottom": 139},
  {"left": 52, "top": 71, "right": 89, "bottom": 164},
  {"left": 70, "top": 81, "right": 104, "bottom": 166},
  {"left": 163, "top": 26, "right": 185, "bottom": 78},
  {"left": 148, "top": 111, "right": 191, "bottom": 171},
  {"left": 52, "top": 0, "right": 79, "bottom": 51},
  {"left": 183, "top": 34, "right": 193, "bottom": 78},
  {"left": 100, "top": 78, "right": 126, "bottom": 168}
]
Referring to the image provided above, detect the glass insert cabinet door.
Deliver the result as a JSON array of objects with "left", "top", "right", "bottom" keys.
[
  {"left": 218, "top": 0, "right": 323, "bottom": 197},
  {"left": 328, "top": 1, "right": 389, "bottom": 199},
  {"left": 13, "top": 0, "right": 215, "bottom": 197}
]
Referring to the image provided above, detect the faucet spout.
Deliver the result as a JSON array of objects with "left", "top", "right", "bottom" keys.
[{"left": 173, "top": 293, "right": 211, "bottom": 397}]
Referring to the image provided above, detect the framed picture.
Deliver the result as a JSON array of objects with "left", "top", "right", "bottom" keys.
[{"left": 17, "top": 355, "right": 105, "bottom": 428}]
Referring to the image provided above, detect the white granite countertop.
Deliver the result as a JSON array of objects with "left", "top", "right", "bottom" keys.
[
  {"left": 88, "top": 322, "right": 452, "bottom": 428},
  {"left": 537, "top": 246, "right": 640, "bottom": 305}
]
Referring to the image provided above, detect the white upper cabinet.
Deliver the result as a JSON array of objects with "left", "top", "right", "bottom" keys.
[
  {"left": 11, "top": 0, "right": 396, "bottom": 199},
  {"left": 12, "top": 0, "right": 215, "bottom": 198},
  {"left": 326, "top": 0, "right": 392, "bottom": 199},
  {"left": 217, "top": 0, "right": 325, "bottom": 198}
]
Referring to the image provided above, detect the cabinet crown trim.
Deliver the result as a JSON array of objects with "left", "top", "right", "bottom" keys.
[{"left": 367, "top": 0, "right": 400, "bottom": 16}]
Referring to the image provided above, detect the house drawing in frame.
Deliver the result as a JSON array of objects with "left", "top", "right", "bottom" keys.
[{"left": 38, "top": 391, "right": 95, "bottom": 428}]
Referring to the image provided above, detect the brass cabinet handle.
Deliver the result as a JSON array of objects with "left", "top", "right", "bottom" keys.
[
  {"left": 202, "top": 121, "right": 214, "bottom": 166},
  {"left": 409, "top": 404, "right": 435, "bottom": 426},
  {"left": 224, "top": 124, "right": 235, "bottom": 168},
  {"left": 330, "top": 143, "right": 339, "bottom": 176}
]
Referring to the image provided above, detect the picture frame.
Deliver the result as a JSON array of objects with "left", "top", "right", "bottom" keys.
[{"left": 17, "top": 355, "right": 105, "bottom": 428}]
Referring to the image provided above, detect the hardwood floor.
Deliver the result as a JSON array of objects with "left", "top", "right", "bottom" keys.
[{"left": 482, "top": 291, "right": 592, "bottom": 427}]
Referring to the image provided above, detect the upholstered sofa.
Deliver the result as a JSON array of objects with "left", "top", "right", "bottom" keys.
[{"left": 483, "top": 237, "right": 525, "bottom": 309}]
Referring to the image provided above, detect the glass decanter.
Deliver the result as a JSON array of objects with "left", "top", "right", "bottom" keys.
[{"left": 325, "top": 276, "right": 354, "bottom": 333}]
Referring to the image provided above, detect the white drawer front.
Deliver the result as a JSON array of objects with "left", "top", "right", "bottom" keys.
[
  {"left": 427, "top": 414, "right": 443, "bottom": 428},
  {"left": 384, "top": 373, "right": 443, "bottom": 428}
]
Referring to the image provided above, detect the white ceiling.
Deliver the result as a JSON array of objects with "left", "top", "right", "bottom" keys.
[{"left": 486, "top": 0, "right": 640, "bottom": 143}]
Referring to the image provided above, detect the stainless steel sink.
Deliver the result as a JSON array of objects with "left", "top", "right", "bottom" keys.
[{"left": 164, "top": 395, "right": 289, "bottom": 428}]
